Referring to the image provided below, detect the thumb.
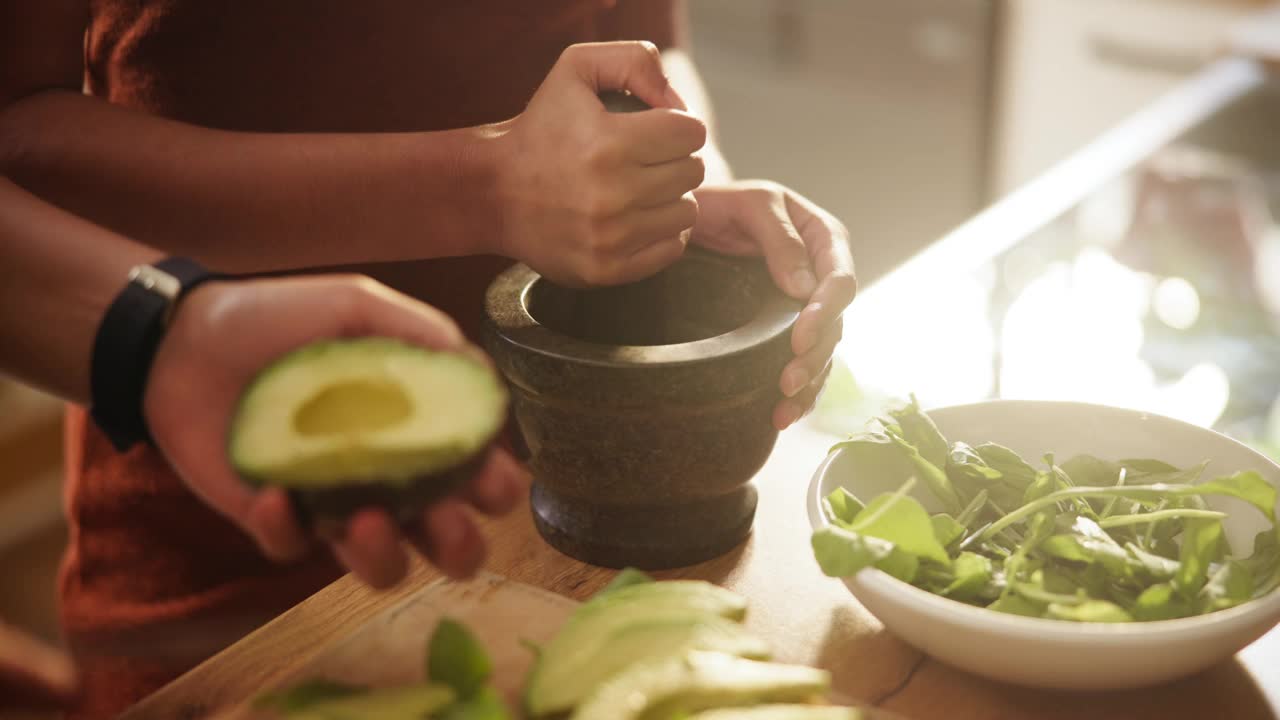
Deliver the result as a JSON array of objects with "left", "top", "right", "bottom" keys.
[
  {"left": 560, "top": 41, "right": 686, "bottom": 111},
  {"left": 741, "top": 193, "right": 817, "bottom": 299}
]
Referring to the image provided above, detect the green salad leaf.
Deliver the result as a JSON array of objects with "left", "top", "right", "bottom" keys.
[{"left": 428, "top": 619, "right": 494, "bottom": 700}]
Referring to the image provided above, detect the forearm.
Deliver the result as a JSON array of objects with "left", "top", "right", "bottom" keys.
[
  {"left": 0, "top": 177, "right": 161, "bottom": 404},
  {"left": 0, "top": 91, "right": 504, "bottom": 273},
  {"left": 662, "top": 49, "right": 733, "bottom": 184}
]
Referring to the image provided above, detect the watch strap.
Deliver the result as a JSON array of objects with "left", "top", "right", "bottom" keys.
[{"left": 90, "top": 257, "right": 227, "bottom": 451}]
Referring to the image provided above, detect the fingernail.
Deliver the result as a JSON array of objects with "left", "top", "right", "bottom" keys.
[
  {"left": 783, "top": 367, "right": 809, "bottom": 397},
  {"left": 790, "top": 268, "right": 817, "bottom": 297}
]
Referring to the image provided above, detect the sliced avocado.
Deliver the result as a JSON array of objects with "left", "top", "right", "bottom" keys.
[
  {"left": 228, "top": 338, "right": 507, "bottom": 525},
  {"left": 526, "top": 615, "right": 772, "bottom": 716},
  {"left": 263, "top": 683, "right": 455, "bottom": 719},
  {"left": 525, "top": 581, "right": 749, "bottom": 715},
  {"left": 689, "top": 705, "right": 864, "bottom": 720},
  {"left": 570, "top": 651, "right": 830, "bottom": 720},
  {"left": 578, "top": 581, "right": 749, "bottom": 619}
]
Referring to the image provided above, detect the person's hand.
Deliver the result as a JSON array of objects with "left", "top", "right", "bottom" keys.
[
  {"left": 493, "top": 41, "right": 707, "bottom": 287},
  {"left": 0, "top": 620, "right": 78, "bottom": 711},
  {"left": 690, "top": 181, "right": 857, "bottom": 430},
  {"left": 143, "top": 274, "right": 528, "bottom": 588}
]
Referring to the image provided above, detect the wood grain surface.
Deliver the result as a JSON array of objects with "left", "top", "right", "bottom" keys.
[{"left": 119, "top": 424, "right": 1280, "bottom": 720}]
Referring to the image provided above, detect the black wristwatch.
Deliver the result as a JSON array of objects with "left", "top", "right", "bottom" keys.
[{"left": 90, "top": 257, "right": 226, "bottom": 451}]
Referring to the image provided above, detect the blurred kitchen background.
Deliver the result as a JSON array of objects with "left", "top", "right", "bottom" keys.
[{"left": 1, "top": 0, "right": 1276, "bottom": 686}]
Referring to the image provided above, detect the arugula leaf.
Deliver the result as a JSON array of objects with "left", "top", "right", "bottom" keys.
[
  {"left": 974, "top": 443, "right": 1038, "bottom": 486},
  {"left": 254, "top": 679, "right": 364, "bottom": 712},
  {"left": 1190, "top": 471, "right": 1277, "bottom": 523},
  {"left": 887, "top": 395, "right": 950, "bottom": 471},
  {"left": 1060, "top": 455, "right": 1122, "bottom": 489},
  {"left": 1047, "top": 600, "right": 1134, "bottom": 623},
  {"left": 1174, "top": 518, "right": 1225, "bottom": 598},
  {"left": 428, "top": 619, "right": 493, "bottom": 699},
  {"left": 829, "top": 431, "right": 917, "bottom": 487},
  {"left": 1132, "top": 583, "right": 1190, "bottom": 621},
  {"left": 849, "top": 483, "right": 952, "bottom": 565},
  {"left": 811, "top": 526, "right": 895, "bottom": 577},
  {"left": 824, "top": 488, "right": 865, "bottom": 526},
  {"left": 931, "top": 514, "right": 966, "bottom": 549},
  {"left": 941, "top": 552, "right": 994, "bottom": 601},
  {"left": 1199, "top": 560, "right": 1253, "bottom": 614}
]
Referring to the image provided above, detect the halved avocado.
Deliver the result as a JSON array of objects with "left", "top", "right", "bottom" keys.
[
  {"left": 229, "top": 338, "right": 508, "bottom": 528},
  {"left": 569, "top": 651, "right": 830, "bottom": 720}
]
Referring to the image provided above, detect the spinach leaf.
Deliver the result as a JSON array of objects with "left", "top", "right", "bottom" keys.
[
  {"left": 829, "top": 431, "right": 918, "bottom": 487},
  {"left": 1132, "top": 583, "right": 1191, "bottom": 621},
  {"left": 941, "top": 552, "right": 994, "bottom": 601},
  {"left": 1199, "top": 560, "right": 1253, "bottom": 613},
  {"left": 876, "top": 547, "right": 921, "bottom": 583},
  {"left": 811, "top": 526, "right": 895, "bottom": 578},
  {"left": 850, "top": 482, "right": 952, "bottom": 565},
  {"left": 1244, "top": 529, "right": 1280, "bottom": 598},
  {"left": 887, "top": 395, "right": 950, "bottom": 471},
  {"left": 987, "top": 593, "right": 1045, "bottom": 617},
  {"left": 1047, "top": 600, "right": 1134, "bottom": 623},
  {"left": 428, "top": 619, "right": 493, "bottom": 699},
  {"left": 884, "top": 428, "right": 964, "bottom": 514},
  {"left": 824, "top": 487, "right": 865, "bottom": 526},
  {"left": 931, "top": 514, "right": 966, "bottom": 549},
  {"left": 1174, "top": 518, "right": 1225, "bottom": 598},
  {"left": 1123, "top": 543, "right": 1179, "bottom": 580}
]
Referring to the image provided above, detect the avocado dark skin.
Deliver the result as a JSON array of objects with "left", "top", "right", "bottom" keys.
[{"left": 285, "top": 452, "right": 489, "bottom": 540}]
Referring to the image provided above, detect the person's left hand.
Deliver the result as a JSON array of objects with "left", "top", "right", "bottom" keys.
[{"left": 690, "top": 180, "right": 856, "bottom": 430}]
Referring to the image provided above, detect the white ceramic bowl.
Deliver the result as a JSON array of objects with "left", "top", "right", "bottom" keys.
[{"left": 807, "top": 400, "right": 1280, "bottom": 690}]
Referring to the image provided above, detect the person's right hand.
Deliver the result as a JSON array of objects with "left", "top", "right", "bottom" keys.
[
  {"left": 493, "top": 41, "right": 708, "bottom": 287},
  {"left": 142, "top": 274, "right": 528, "bottom": 588}
]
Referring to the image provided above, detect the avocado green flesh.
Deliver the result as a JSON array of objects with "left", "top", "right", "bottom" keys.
[
  {"left": 526, "top": 616, "right": 771, "bottom": 716},
  {"left": 277, "top": 683, "right": 455, "bottom": 719},
  {"left": 229, "top": 338, "right": 507, "bottom": 488},
  {"left": 569, "top": 651, "right": 830, "bottom": 720},
  {"left": 689, "top": 705, "right": 864, "bottom": 720},
  {"left": 526, "top": 582, "right": 751, "bottom": 716}
]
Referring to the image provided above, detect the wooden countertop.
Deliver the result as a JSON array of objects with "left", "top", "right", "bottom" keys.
[{"left": 121, "top": 422, "right": 1280, "bottom": 720}]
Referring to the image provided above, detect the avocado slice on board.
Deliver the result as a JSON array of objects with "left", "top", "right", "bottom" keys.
[
  {"left": 570, "top": 651, "right": 830, "bottom": 720},
  {"left": 228, "top": 338, "right": 507, "bottom": 528},
  {"left": 526, "top": 615, "right": 771, "bottom": 716}
]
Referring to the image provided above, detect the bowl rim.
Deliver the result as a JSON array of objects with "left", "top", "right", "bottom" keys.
[
  {"left": 807, "top": 398, "right": 1280, "bottom": 639},
  {"left": 482, "top": 250, "right": 800, "bottom": 369}
]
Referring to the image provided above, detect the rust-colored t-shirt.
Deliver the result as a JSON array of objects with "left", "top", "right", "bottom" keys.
[{"left": 66, "top": 2, "right": 676, "bottom": 716}]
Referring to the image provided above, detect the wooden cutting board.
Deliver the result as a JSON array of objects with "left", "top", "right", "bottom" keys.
[{"left": 209, "top": 572, "right": 576, "bottom": 719}]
